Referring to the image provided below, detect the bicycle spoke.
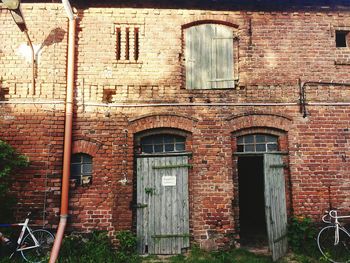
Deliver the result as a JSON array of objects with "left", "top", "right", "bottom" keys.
[{"left": 21, "top": 229, "right": 54, "bottom": 263}]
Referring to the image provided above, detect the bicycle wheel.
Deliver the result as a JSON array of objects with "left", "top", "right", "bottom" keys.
[
  {"left": 317, "top": 225, "right": 350, "bottom": 263},
  {"left": 20, "top": 229, "right": 54, "bottom": 263}
]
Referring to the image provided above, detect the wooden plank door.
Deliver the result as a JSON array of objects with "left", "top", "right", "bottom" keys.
[
  {"left": 136, "top": 155, "right": 190, "bottom": 254},
  {"left": 264, "top": 153, "right": 288, "bottom": 261}
]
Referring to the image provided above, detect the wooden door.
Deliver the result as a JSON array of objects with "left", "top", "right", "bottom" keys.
[
  {"left": 264, "top": 153, "right": 288, "bottom": 261},
  {"left": 136, "top": 154, "right": 190, "bottom": 254}
]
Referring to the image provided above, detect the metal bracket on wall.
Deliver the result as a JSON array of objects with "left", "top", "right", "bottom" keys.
[
  {"left": 298, "top": 79, "right": 307, "bottom": 118},
  {"left": 299, "top": 79, "right": 350, "bottom": 118}
]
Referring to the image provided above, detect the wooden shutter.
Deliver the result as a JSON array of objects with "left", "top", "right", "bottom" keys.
[
  {"left": 211, "top": 25, "right": 234, "bottom": 89},
  {"left": 185, "top": 24, "right": 234, "bottom": 89},
  {"left": 185, "top": 24, "right": 213, "bottom": 89},
  {"left": 264, "top": 153, "right": 288, "bottom": 261}
]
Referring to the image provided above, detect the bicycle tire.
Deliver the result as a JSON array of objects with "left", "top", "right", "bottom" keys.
[
  {"left": 20, "top": 229, "right": 54, "bottom": 263},
  {"left": 317, "top": 225, "right": 350, "bottom": 263}
]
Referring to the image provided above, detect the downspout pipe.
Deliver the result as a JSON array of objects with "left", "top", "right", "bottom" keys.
[
  {"left": 61, "top": 0, "right": 74, "bottom": 20},
  {"left": 49, "top": 1, "right": 75, "bottom": 262},
  {"left": 23, "top": 30, "right": 35, "bottom": 95}
]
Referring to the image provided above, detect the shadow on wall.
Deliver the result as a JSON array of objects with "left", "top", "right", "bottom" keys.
[
  {"left": 42, "top": 27, "right": 66, "bottom": 48},
  {"left": 37, "top": 27, "right": 66, "bottom": 58},
  {"left": 19, "top": 27, "right": 66, "bottom": 62},
  {"left": 16, "top": 27, "right": 66, "bottom": 76}
]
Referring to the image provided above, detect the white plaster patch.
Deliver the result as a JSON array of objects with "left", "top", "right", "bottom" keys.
[
  {"left": 17, "top": 43, "right": 42, "bottom": 63},
  {"left": 119, "top": 177, "right": 128, "bottom": 185},
  {"left": 0, "top": 115, "right": 16, "bottom": 120},
  {"left": 101, "top": 67, "right": 113, "bottom": 78},
  {"left": 265, "top": 50, "right": 277, "bottom": 68}
]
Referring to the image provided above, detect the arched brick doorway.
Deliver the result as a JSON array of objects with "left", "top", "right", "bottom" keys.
[
  {"left": 233, "top": 129, "right": 290, "bottom": 261},
  {"left": 134, "top": 128, "right": 192, "bottom": 255}
]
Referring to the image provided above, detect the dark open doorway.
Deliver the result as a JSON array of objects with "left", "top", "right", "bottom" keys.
[{"left": 238, "top": 156, "right": 267, "bottom": 247}]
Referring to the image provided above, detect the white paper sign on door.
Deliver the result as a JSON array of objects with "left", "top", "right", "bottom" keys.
[{"left": 162, "top": 175, "right": 176, "bottom": 186}]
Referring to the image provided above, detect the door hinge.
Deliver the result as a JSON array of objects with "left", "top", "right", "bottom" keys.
[
  {"left": 269, "top": 164, "right": 288, "bottom": 168},
  {"left": 274, "top": 233, "right": 288, "bottom": 244},
  {"left": 132, "top": 203, "right": 148, "bottom": 209},
  {"left": 151, "top": 234, "right": 190, "bottom": 239},
  {"left": 152, "top": 164, "right": 192, "bottom": 169}
]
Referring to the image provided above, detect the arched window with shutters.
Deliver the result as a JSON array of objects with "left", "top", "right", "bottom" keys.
[{"left": 185, "top": 23, "right": 237, "bottom": 89}]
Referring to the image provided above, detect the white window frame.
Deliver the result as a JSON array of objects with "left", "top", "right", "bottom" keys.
[{"left": 71, "top": 153, "right": 93, "bottom": 186}]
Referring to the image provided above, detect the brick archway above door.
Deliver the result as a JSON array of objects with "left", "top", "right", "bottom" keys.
[
  {"left": 128, "top": 113, "right": 198, "bottom": 134},
  {"left": 226, "top": 112, "right": 292, "bottom": 132}
]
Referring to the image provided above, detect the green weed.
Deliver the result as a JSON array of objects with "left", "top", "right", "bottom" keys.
[
  {"left": 0, "top": 140, "right": 29, "bottom": 223},
  {"left": 115, "top": 230, "right": 141, "bottom": 263},
  {"left": 59, "top": 231, "right": 117, "bottom": 263},
  {"left": 288, "top": 216, "right": 318, "bottom": 257},
  {"left": 169, "top": 246, "right": 273, "bottom": 263}
]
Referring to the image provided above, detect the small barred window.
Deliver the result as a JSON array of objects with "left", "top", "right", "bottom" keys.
[
  {"left": 237, "top": 134, "right": 278, "bottom": 153},
  {"left": 71, "top": 153, "right": 93, "bottom": 186},
  {"left": 115, "top": 25, "right": 140, "bottom": 62}
]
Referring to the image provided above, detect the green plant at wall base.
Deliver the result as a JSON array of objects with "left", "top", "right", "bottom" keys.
[
  {"left": 0, "top": 140, "right": 28, "bottom": 222},
  {"left": 319, "top": 252, "right": 332, "bottom": 262},
  {"left": 169, "top": 246, "right": 275, "bottom": 263},
  {"left": 58, "top": 231, "right": 141, "bottom": 263},
  {"left": 115, "top": 230, "right": 141, "bottom": 263},
  {"left": 59, "top": 231, "right": 117, "bottom": 263},
  {"left": 288, "top": 216, "right": 317, "bottom": 255}
]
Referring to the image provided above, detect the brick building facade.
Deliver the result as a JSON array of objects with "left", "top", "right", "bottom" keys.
[{"left": 1, "top": 0, "right": 350, "bottom": 255}]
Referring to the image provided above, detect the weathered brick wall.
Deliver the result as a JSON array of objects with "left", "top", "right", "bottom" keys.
[
  {"left": 0, "top": 103, "right": 65, "bottom": 226},
  {"left": 75, "top": 9, "right": 350, "bottom": 102},
  {"left": 0, "top": 4, "right": 69, "bottom": 227},
  {"left": 0, "top": 4, "right": 68, "bottom": 99},
  {"left": 1, "top": 3, "right": 350, "bottom": 249},
  {"left": 289, "top": 107, "right": 350, "bottom": 216}
]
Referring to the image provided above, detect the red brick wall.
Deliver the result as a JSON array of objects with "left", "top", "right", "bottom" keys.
[
  {"left": 0, "top": 103, "right": 65, "bottom": 226},
  {"left": 1, "top": 3, "right": 350, "bottom": 249}
]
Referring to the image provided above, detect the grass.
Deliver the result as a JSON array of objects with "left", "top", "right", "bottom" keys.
[
  {"left": 0, "top": 234, "right": 324, "bottom": 263},
  {"left": 0, "top": 248, "right": 324, "bottom": 263},
  {"left": 142, "top": 246, "right": 323, "bottom": 263},
  {"left": 168, "top": 247, "right": 274, "bottom": 263}
]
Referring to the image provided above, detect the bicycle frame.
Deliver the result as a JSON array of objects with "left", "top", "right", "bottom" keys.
[
  {"left": 322, "top": 210, "right": 350, "bottom": 245},
  {"left": 0, "top": 216, "right": 40, "bottom": 253}
]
